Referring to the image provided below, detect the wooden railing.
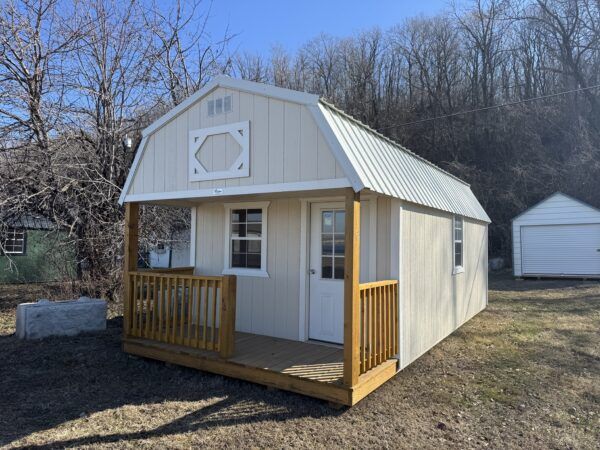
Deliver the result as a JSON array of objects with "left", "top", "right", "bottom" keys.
[
  {"left": 124, "top": 272, "right": 237, "bottom": 358},
  {"left": 137, "top": 266, "right": 195, "bottom": 275},
  {"left": 358, "top": 280, "right": 398, "bottom": 374}
]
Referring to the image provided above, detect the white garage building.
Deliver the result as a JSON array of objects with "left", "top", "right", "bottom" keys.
[{"left": 513, "top": 192, "right": 600, "bottom": 278}]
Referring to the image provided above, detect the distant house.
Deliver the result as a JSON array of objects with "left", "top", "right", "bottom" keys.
[
  {"left": 0, "top": 214, "right": 76, "bottom": 283},
  {"left": 117, "top": 76, "right": 490, "bottom": 405},
  {"left": 147, "top": 229, "right": 191, "bottom": 269},
  {"left": 512, "top": 192, "right": 600, "bottom": 278}
]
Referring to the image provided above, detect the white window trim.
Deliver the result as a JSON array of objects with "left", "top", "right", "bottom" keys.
[
  {"left": 453, "top": 215, "right": 464, "bottom": 274},
  {"left": 3, "top": 228, "right": 26, "bottom": 255},
  {"left": 223, "top": 201, "right": 270, "bottom": 278}
]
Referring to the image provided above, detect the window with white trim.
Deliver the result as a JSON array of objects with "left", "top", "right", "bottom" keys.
[
  {"left": 2, "top": 228, "right": 26, "bottom": 255},
  {"left": 453, "top": 216, "right": 463, "bottom": 272},
  {"left": 223, "top": 202, "right": 269, "bottom": 277}
]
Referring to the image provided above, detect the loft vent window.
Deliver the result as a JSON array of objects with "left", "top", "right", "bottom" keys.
[{"left": 207, "top": 95, "right": 232, "bottom": 117}]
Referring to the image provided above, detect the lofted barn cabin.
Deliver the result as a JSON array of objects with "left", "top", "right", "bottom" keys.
[{"left": 119, "top": 76, "right": 490, "bottom": 406}]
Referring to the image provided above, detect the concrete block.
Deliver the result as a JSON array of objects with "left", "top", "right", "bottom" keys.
[{"left": 16, "top": 297, "right": 107, "bottom": 340}]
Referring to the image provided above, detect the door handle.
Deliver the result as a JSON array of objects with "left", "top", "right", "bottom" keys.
[{"left": 309, "top": 269, "right": 316, "bottom": 275}]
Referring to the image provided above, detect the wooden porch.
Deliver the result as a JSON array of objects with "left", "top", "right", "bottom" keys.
[{"left": 122, "top": 190, "right": 400, "bottom": 406}]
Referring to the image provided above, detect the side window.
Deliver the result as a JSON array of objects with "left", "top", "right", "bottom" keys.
[
  {"left": 224, "top": 202, "right": 269, "bottom": 277},
  {"left": 453, "top": 216, "right": 463, "bottom": 271}
]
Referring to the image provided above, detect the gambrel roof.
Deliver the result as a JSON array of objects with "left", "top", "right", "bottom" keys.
[{"left": 120, "top": 76, "right": 490, "bottom": 223}]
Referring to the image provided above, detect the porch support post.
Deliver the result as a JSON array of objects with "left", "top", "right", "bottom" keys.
[
  {"left": 343, "top": 188, "right": 361, "bottom": 387},
  {"left": 123, "top": 202, "right": 139, "bottom": 337}
]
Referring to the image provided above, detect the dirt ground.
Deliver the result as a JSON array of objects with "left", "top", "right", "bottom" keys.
[{"left": 0, "top": 273, "right": 599, "bottom": 449}]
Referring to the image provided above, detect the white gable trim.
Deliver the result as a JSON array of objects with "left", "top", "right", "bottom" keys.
[
  {"left": 122, "top": 178, "right": 351, "bottom": 203},
  {"left": 307, "top": 104, "right": 365, "bottom": 192},
  {"left": 118, "top": 136, "right": 149, "bottom": 205}
]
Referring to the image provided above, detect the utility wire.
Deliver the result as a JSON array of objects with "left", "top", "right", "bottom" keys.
[{"left": 378, "top": 83, "right": 600, "bottom": 130}]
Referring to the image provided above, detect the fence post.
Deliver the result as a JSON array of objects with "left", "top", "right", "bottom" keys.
[{"left": 219, "top": 275, "right": 237, "bottom": 358}]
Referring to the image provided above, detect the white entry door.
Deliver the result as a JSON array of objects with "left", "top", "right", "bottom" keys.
[{"left": 309, "top": 202, "right": 345, "bottom": 344}]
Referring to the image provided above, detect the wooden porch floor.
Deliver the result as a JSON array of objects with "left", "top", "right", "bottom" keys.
[{"left": 123, "top": 331, "right": 398, "bottom": 405}]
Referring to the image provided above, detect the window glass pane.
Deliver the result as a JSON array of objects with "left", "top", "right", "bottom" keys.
[
  {"left": 232, "top": 252, "right": 246, "bottom": 268},
  {"left": 334, "top": 257, "right": 344, "bottom": 279},
  {"left": 321, "top": 234, "right": 333, "bottom": 255},
  {"left": 232, "top": 239, "right": 246, "bottom": 253},
  {"left": 321, "top": 256, "right": 332, "bottom": 279},
  {"left": 208, "top": 100, "right": 214, "bottom": 116},
  {"left": 224, "top": 95, "right": 232, "bottom": 112},
  {"left": 455, "top": 242, "right": 463, "bottom": 267},
  {"left": 215, "top": 98, "right": 223, "bottom": 114},
  {"left": 247, "top": 254, "right": 261, "bottom": 269},
  {"left": 231, "top": 209, "right": 246, "bottom": 223},
  {"left": 247, "top": 209, "right": 262, "bottom": 222},
  {"left": 246, "top": 223, "right": 262, "bottom": 237},
  {"left": 322, "top": 211, "right": 333, "bottom": 233},
  {"left": 231, "top": 223, "right": 246, "bottom": 238},
  {"left": 333, "top": 233, "right": 345, "bottom": 256},
  {"left": 247, "top": 240, "right": 261, "bottom": 253},
  {"left": 334, "top": 210, "right": 345, "bottom": 233}
]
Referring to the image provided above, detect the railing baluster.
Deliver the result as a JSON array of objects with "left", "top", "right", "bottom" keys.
[
  {"left": 211, "top": 279, "right": 218, "bottom": 351},
  {"left": 203, "top": 279, "right": 209, "bottom": 347},
  {"left": 158, "top": 276, "right": 164, "bottom": 341}
]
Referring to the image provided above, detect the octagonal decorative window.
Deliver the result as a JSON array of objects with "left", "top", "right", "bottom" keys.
[{"left": 189, "top": 121, "right": 250, "bottom": 182}]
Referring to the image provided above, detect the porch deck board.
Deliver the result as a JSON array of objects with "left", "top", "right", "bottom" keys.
[{"left": 126, "top": 331, "right": 345, "bottom": 384}]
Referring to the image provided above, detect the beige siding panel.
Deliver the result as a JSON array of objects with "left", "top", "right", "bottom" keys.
[
  {"left": 376, "top": 196, "right": 391, "bottom": 280},
  {"left": 299, "top": 107, "right": 318, "bottom": 181},
  {"left": 194, "top": 198, "right": 302, "bottom": 341},
  {"left": 399, "top": 203, "right": 487, "bottom": 369},
  {"left": 283, "top": 102, "right": 301, "bottom": 183},
  {"left": 268, "top": 99, "right": 285, "bottom": 184},
  {"left": 317, "top": 132, "right": 337, "bottom": 180},
  {"left": 153, "top": 128, "right": 166, "bottom": 193}
]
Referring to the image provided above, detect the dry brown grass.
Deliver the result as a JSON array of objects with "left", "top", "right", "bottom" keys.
[{"left": 0, "top": 273, "right": 599, "bottom": 449}]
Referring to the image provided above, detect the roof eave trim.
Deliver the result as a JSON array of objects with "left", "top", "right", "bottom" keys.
[
  {"left": 118, "top": 136, "right": 149, "bottom": 205},
  {"left": 307, "top": 103, "right": 366, "bottom": 193}
]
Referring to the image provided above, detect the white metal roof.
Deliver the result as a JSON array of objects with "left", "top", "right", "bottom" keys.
[{"left": 316, "top": 100, "right": 491, "bottom": 223}]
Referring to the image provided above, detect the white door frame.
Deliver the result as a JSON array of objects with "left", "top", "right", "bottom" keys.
[{"left": 298, "top": 194, "right": 378, "bottom": 342}]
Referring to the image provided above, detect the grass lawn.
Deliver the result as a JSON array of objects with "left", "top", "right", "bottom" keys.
[{"left": 0, "top": 273, "right": 599, "bottom": 449}]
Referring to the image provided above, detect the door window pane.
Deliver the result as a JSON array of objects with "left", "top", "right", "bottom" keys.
[
  {"left": 334, "top": 211, "right": 345, "bottom": 233},
  {"left": 322, "top": 211, "right": 333, "bottom": 233},
  {"left": 322, "top": 256, "right": 333, "bottom": 279},
  {"left": 334, "top": 257, "right": 345, "bottom": 280}
]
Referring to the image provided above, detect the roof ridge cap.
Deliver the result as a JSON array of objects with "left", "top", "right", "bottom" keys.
[{"left": 318, "top": 98, "right": 470, "bottom": 187}]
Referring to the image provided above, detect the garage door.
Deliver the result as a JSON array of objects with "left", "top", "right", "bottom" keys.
[{"left": 521, "top": 224, "right": 600, "bottom": 276}]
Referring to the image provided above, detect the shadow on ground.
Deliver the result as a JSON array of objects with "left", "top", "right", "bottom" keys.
[{"left": 0, "top": 317, "right": 343, "bottom": 448}]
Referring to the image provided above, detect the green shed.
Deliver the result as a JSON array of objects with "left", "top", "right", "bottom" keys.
[{"left": 0, "top": 214, "right": 76, "bottom": 284}]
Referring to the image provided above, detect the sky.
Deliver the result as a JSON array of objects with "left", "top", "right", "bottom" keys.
[{"left": 204, "top": 0, "right": 450, "bottom": 56}]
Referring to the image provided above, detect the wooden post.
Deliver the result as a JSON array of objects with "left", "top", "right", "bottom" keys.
[
  {"left": 123, "top": 202, "right": 139, "bottom": 337},
  {"left": 343, "top": 189, "right": 360, "bottom": 387},
  {"left": 219, "top": 274, "right": 237, "bottom": 358}
]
